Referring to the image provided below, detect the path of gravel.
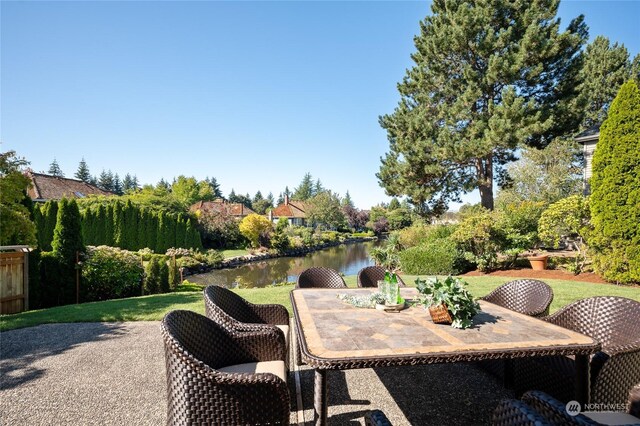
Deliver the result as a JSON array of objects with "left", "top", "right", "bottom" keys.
[{"left": 0, "top": 322, "right": 513, "bottom": 425}]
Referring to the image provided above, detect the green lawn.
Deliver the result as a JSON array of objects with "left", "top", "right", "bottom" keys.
[
  {"left": 1, "top": 275, "right": 638, "bottom": 332},
  {"left": 221, "top": 248, "right": 250, "bottom": 258}
]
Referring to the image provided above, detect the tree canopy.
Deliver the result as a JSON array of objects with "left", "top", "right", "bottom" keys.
[
  {"left": 0, "top": 151, "right": 36, "bottom": 245},
  {"left": 378, "top": 0, "right": 587, "bottom": 212}
]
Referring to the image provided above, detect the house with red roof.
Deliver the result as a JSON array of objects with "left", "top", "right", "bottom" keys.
[{"left": 269, "top": 195, "right": 308, "bottom": 226}]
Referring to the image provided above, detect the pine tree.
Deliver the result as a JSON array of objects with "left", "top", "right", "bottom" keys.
[
  {"left": 293, "top": 173, "right": 314, "bottom": 200},
  {"left": 314, "top": 179, "right": 324, "bottom": 196},
  {"left": 48, "top": 159, "right": 64, "bottom": 177},
  {"left": 33, "top": 204, "right": 46, "bottom": 249},
  {"left": 113, "top": 173, "right": 123, "bottom": 195},
  {"left": 575, "top": 36, "right": 632, "bottom": 130},
  {"left": 130, "top": 175, "right": 139, "bottom": 192},
  {"left": 277, "top": 192, "right": 284, "bottom": 205},
  {"left": 205, "top": 176, "right": 222, "bottom": 198},
  {"left": 74, "top": 158, "right": 91, "bottom": 182},
  {"left": 342, "top": 191, "right": 354, "bottom": 208},
  {"left": 589, "top": 80, "right": 640, "bottom": 284},
  {"left": 378, "top": 0, "right": 587, "bottom": 212},
  {"left": 98, "top": 170, "right": 115, "bottom": 192},
  {"left": 227, "top": 189, "right": 238, "bottom": 203},
  {"left": 632, "top": 54, "right": 640, "bottom": 82}
]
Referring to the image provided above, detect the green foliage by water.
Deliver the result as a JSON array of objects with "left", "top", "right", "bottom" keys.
[
  {"left": 589, "top": 80, "right": 640, "bottom": 284},
  {"left": 82, "top": 246, "right": 144, "bottom": 301}
]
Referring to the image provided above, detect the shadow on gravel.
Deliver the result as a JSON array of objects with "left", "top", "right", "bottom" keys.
[
  {"left": 0, "top": 322, "right": 128, "bottom": 391},
  {"left": 296, "top": 368, "right": 371, "bottom": 412},
  {"left": 373, "top": 363, "right": 513, "bottom": 425}
]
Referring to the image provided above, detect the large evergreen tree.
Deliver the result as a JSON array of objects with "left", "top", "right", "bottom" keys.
[
  {"left": 48, "top": 158, "right": 65, "bottom": 177},
  {"left": 98, "top": 169, "right": 115, "bottom": 192},
  {"left": 293, "top": 173, "right": 314, "bottom": 201},
  {"left": 589, "top": 80, "right": 640, "bottom": 284},
  {"left": 74, "top": 158, "right": 91, "bottom": 183},
  {"left": 205, "top": 176, "right": 222, "bottom": 198},
  {"left": 575, "top": 36, "right": 631, "bottom": 130},
  {"left": 0, "top": 151, "right": 36, "bottom": 245},
  {"left": 378, "top": 0, "right": 587, "bottom": 212}
]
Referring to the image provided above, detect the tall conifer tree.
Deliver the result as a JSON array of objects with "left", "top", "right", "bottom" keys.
[
  {"left": 48, "top": 159, "right": 64, "bottom": 177},
  {"left": 378, "top": 0, "right": 587, "bottom": 212},
  {"left": 75, "top": 158, "right": 91, "bottom": 182}
]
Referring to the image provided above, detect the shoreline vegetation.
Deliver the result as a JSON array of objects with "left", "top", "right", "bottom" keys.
[
  {"left": 2, "top": 274, "right": 639, "bottom": 333},
  {"left": 181, "top": 235, "right": 378, "bottom": 277}
]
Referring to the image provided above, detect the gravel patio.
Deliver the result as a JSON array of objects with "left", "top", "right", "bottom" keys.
[{"left": 0, "top": 321, "right": 513, "bottom": 425}]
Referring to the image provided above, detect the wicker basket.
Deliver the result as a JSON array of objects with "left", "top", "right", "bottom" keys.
[{"left": 429, "top": 304, "right": 453, "bottom": 325}]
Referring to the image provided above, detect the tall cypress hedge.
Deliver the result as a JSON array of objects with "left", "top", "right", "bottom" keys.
[
  {"left": 34, "top": 199, "right": 202, "bottom": 253},
  {"left": 590, "top": 80, "right": 640, "bottom": 284}
]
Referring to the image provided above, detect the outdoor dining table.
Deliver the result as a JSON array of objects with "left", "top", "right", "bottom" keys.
[{"left": 291, "top": 287, "right": 601, "bottom": 426}]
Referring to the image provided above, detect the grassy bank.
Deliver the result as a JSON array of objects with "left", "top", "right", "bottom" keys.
[{"left": 1, "top": 275, "right": 639, "bottom": 332}]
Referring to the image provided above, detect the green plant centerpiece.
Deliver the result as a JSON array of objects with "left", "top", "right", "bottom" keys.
[{"left": 415, "top": 276, "right": 480, "bottom": 329}]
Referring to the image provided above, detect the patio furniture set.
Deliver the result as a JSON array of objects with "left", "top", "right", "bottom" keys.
[{"left": 160, "top": 266, "right": 640, "bottom": 425}]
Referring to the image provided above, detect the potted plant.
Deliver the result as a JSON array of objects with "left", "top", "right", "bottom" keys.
[
  {"left": 415, "top": 276, "right": 480, "bottom": 329},
  {"left": 527, "top": 252, "right": 549, "bottom": 270}
]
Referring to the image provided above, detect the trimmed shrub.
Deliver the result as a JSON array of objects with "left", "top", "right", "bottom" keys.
[
  {"left": 158, "top": 258, "right": 170, "bottom": 293},
  {"left": 451, "top": 209, "right": 506, "bottom": 272},
  {"left": 590, "top": 80, "right": 640, "bottom": 284},
  {"left": 399, "top": 238, "right": 467, "bottom": 275},
  {"left": 82, "top": 246, "right": 144, "bottom": 301},
  {"left": 144, "top": 256, "right": 161, "bottom": 294},
  {"left": 39, "top": 251, "right": 75, "bottom": 307}
]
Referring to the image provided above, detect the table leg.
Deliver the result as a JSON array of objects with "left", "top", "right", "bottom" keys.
[
  {"left": 575, "top": 354, "right": 590, "bottom": 408},
  {"left": 314, "top": 369, "right": 328, "bottom": 426}
]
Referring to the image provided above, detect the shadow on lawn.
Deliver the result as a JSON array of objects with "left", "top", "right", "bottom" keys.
[{"left": 0, "top": 322, "right": 128, "bottom": 391}]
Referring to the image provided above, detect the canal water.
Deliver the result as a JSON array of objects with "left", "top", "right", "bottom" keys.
[{"left": 188, "top": 240, "right": 380, "bottom": 288}]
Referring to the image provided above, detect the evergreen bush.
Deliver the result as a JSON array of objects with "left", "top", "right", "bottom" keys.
[
  {"left": 399, "top": 239, "right": 468, "bottom": 275},
  {"left": 590, "top": 80, "right": 640, "bottom": 284},
  {"left": 158, "top": 258, "right": 170, "bottom": 293},
  {"left": 144, "top": 256, "right": 161, "bottom": 294}
]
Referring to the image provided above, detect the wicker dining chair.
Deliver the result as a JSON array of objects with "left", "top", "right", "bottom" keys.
[
  {"left": 480, "top": 279, "right": 554, "bottom": 318},
  {"left": 514, "top": 296, "right": 640, "bottom": 406},
  {"left": 357, "top": 266, "right": 406, "bottom": 288},
  {"left": 296, "top": 267, "right": 346, "bottom": 288},
  {"left": 203, "top": 285, "right": 289, "bottom": 365},
  {"left": 493, "top": 389, "right": 640, "bottom": 426},
  {"left": 161, "top": 310, "right": 290, "bottom": 425},
  {"left": 364, "top": 409, "right": 393, "bottom": 426}
]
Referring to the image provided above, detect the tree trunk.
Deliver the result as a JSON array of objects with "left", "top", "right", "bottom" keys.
[{"left": 477, "top": 156, "right": 494, "bottom": 210}]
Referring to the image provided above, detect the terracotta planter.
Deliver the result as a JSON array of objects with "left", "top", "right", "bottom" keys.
[{"left": 528, "top": 255, "right": 548, "bottom": 271}]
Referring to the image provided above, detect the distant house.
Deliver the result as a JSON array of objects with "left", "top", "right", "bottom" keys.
[
  {"left": 269, "top": 195, "right": 308, "bottom": 226},
  {"left": 26, "top": 170, "right": 113, "bottom": 202},
  {"left": 575, "top": 123, "right": 600, "bottom": 194},
  {"left": 189, "top": 199, "right": 256, "bottom": 218}
]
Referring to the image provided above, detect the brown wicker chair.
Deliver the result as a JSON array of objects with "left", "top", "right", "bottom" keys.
[
  {"left": 514, "top": 296, "right": 640, "bottom": 406},
  {"left": 203, "top": 285, "right": 289, "bottom": 365},
  {"left": 296, "top": 267, "right": 346, "bottom": 288},
  {"left": 480, "top": 279, "right": 553, "bottom": 317},
  {"left": 364, "top": 409, "right": 393, "bottom": 426},
  {"left": 357, "top": 266, "right": 406, "bottom": 288},
  {"left": 493, "top": 389, "right": 640, "bottom": 426},
  {"left": 161, "top": 310, "right": 290, "bottom": 425}
]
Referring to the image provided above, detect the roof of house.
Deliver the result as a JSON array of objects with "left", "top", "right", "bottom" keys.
[
  {"left": 26, "top": 171, "right": 114, "bottom": 201},
  {"left": 271, "top": 199, "right": 308, "bottom": 218},
  {"left": 575, "top": 124, "right": 601, "bottom": 144},
  {"left": 190, "top": 200, "right": 256, "bottom": 217}
]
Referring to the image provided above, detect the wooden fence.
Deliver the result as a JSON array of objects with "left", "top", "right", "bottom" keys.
[{"left": 0, "top": 246, "right": 29, "bottom": 314}]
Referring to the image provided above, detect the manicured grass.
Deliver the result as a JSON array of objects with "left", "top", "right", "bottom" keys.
[
  {"left": 221, "top": 248, "right": 250, "bottom": 258},
  {"left": 1, "top": 275, "right": 638, "bottom": 332}
]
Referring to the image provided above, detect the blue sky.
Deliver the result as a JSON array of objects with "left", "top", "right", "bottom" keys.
[{"left": 2, "top": 1, "right": 639, "bottom": 210}]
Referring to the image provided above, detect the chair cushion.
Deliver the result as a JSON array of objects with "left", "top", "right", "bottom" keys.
[
  {"left": 583, "top": 411, "right": 640, "bottom": 425},
  {"left": 276, "top": 325, "right": 289, "bottom": 347},
  {"left": 219, "top": 360, "right": 287, "bottom": 383}
]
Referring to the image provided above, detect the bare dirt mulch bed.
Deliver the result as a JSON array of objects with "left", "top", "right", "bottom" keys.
[{"left": 462, "top": 268, "right": 608, "bottom": 284}]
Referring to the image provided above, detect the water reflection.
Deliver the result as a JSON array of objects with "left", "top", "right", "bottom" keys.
[{"left": 189, "top": 241, "right": 380, "bottom": 288}]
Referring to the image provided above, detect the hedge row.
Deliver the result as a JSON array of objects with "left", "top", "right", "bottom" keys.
[{"left": 34, "top": 199, "right": 202, "bottom": 253}]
